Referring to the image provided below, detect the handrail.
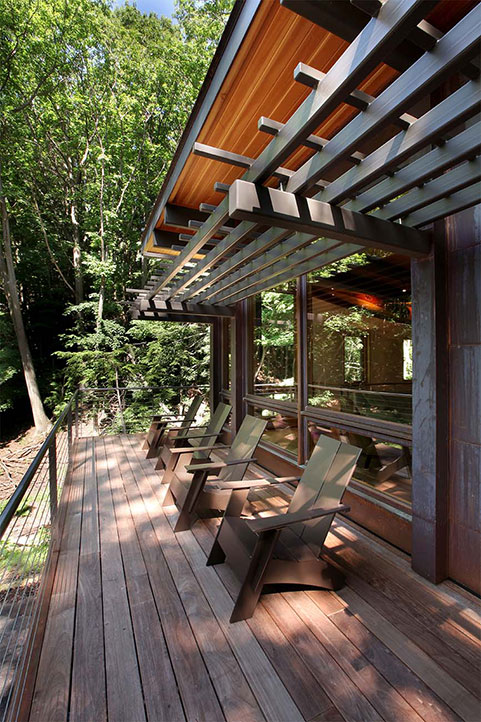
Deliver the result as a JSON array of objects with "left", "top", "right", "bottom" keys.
[{"left": 0, "top": 391, "right": 78, "bottom": 539}]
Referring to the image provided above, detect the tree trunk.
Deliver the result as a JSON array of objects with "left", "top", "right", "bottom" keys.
[
  {"left": 0, "top": 165, "right": 51, "bottom": 434},
  {"left": 71, "top": 202, "right": 84, "bottom": 304}
]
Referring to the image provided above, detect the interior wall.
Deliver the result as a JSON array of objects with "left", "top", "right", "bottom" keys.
[{"left": 446, "top": 204, "right": 481, "bottom": 594}]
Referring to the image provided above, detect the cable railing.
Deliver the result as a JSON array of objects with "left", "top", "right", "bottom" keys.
[{"left": 0, "top": 384, "right": 208, "bottom": 721}]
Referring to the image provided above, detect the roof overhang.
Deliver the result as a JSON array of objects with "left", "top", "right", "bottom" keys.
[{"left": 133, "top": 0, "right": 480, "bottom": 314}]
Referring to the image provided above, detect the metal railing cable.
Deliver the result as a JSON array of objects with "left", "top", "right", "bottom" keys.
[{"left": 0, "top": 396, "right": 76, "bottom": 722}]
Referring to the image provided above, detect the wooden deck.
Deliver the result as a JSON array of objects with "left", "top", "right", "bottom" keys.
[{"left": 25, "top": 435, "right": 481, "bottom": 722}]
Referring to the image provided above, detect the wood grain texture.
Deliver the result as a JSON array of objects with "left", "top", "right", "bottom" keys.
[{"left": 27, "top": 435, "right": 481, "bottom": 722}]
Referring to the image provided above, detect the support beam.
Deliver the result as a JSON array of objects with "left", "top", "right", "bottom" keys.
[
  {"left": 403, "top": 183, "right": 481, "bottom": 228},
  {"left": 287, "top": 6, "right": 481, "bottom": 194},
  {"left": 348, "top": 119, "right": 481, "bottom": 213},
  {"left": 131, "top": 310, "right": 221, "bottom": 323},
  {"left": 213, "top": 240, "right": 356, "bottom": 305},
  {"left": 258, "top": 116, "right": 364, "bottom": 163},
  {"left": 411, "top": 224, "right": 449, "bottom": 582},
  {"left": 217, "top": 243, "right": 361, "bottom": 305},
  {"left": 248, "top": 0, "right": 436, "bottom": 186},
  {"left": 195, "top": 230, "right": 318, "bottom": 302},
  {"left": 293, "top": 63, "right": 417, "bottom": 130},
  {"left": 282, "top": 0, "right": 477, "bottom": 77},
  {"left": 228, "top": 179, "right": 430, "bottom": 256},
  {"left": 373, "top": 158, "right": 481, "bottom": 221},
  {"left": 137, "top": 299, "right": 234, "bottom": 317},
  {"left": 321, "top": 81, "right": 481, "bottom": 207},
  {"left": 193, "top": 142, "right": 327, "bottom": 186}
]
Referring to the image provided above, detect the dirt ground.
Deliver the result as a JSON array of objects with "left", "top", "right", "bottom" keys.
[{"left": 0, "top": 429, "right": 45, "bottom": 502}]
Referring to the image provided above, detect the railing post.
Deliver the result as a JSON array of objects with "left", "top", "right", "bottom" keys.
[
  {"left": 74, "top": 393, "right": 79, "bottom": 438},
  {"left": 67, "top": 405, "right": 73, "bottom": 461},
  {"left": 48, "top": 437, "right": 58, "bottom": 519}
]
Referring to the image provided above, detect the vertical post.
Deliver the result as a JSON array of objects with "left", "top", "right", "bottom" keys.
[
  {"left": 411, "top": 224, "right": 449, "bottom": 583},
  {"left": 48, "top": 437, "right": 58, "bottom": 519},
  {"left": 210, "top": 319, "right": 223, "bottom": 413},
  {"left": 74, "top": 392, "right": 79, "bottom": 438},
  {"left": 296, "top": 275, "right": 309, "bottom": 465},
  {"left": 67, "top": 404, "right": 73, "bottom": 465},
  {"left": 231, "top": 299, "right": 250, "bottom": 433}
]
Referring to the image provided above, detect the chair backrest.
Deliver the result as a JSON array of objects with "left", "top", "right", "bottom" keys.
[
  {"left": 175, "top": 394, "right": 203, "bottom": 440},
  {"left": 219, "top": 415, "right": 267, "bottom": 482},
  {"left": 190, "top": 402, "right": 232, "bottom": 457},
  {"left": 288, "top": 435, "right": 360, "bottom": 552}
]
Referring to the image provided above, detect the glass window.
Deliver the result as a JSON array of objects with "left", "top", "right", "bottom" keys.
[
  {"left": 253, "top": 283, "right": 297, "bottom": 402},
  {"left": 307, "top": 251, "right": 412, "bottom": 426},
  {"left": 307, "top": 420, "right": 412, "bottom": 505},
  {"left": 251, "top": 406, "right": 298, "bottom": 455}
]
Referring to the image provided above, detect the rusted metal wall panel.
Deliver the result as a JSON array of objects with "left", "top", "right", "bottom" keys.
[{"left": 446, "top": 204, "right": 481, "bottom": 594}]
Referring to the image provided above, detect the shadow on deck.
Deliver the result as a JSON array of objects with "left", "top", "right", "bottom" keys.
[{"left": 23, "top": 435, "right": 481, "bottom": 722}]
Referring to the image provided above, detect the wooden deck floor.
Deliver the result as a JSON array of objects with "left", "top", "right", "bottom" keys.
[{"left": 25, "top": 435, "right": 481, "bottom": 722}]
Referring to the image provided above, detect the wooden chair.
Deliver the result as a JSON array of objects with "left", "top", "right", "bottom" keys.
[
  {"left": 163, "top": 415, "right": 267, "bottom": 532},
  {"left": 206, "top": 435, "right": 361, "bottom": 622},
  {"left": 144, "top": 394, "right": 203, "bottom": 459},
  {"left": 156, "top": 401, "right": 232, "bottom": 482}
]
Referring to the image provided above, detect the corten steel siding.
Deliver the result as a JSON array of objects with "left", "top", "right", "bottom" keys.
[{"left": 446, "top": 203, "right": 481, "bottom": 594}]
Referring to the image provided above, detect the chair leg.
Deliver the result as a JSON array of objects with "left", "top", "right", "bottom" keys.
[
  {"left": 162, "top": 486, "right": 175, "bottom": 507},
  {"left": 230, "top": 528, "right": 279, "bottom": 623},
  {"left": 230, "top": 579, "right": 264, "bottom": 623},
  {"left": 206, "top": 537, "right": 226, "bottom": 566}
]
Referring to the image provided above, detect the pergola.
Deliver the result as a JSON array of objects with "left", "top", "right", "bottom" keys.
[
  {"left": 130, "top": 0, "right": 480, "bottom": 588},
  {"left": 131, "top": 0, "right": 479, "bottom": 313}
]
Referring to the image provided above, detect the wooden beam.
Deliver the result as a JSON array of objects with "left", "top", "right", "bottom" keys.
[
  {"left": 258, "top": 116, "right": 364, "bottom": 164},
  {"left": 282, "top": 0, "right": 477, "bottom": 77},
  {"left": 182, "top": 227, "right": 295, "bottom": 301},
  {"left": 373, "top": 158, "right": 481, "bottom": 221},
  {"left": 293, "top": 62, "right": 417, "bottom": 130},
  {"left": 131, "top": 310, "right": 221, "bottom": 323},
  {"left": 286, "top": 6, "right": 481, "bottom": 194},
  {"left": 228, "top": 179, "right": 430, "bottom": 256},
  {"left": 137, "top": 299, "right": 234, "bottom": 317},
  {"left": 212, "top": 241, "right": 356, "bottom": 305},
  {"left": 348, "top": 119, "right": 481, "bottom": 213},
  {"left": 321, "top": 80, "right": 481, "bottom": 206},
  {"left": 215, "top": 243, "right": 361, "bottom": 305},
  {"left": 403, "top": 183, "right": 481, "bottom": 228},
  {"left": 193, "top": 142, "right": 327, "bottom": 186},
  {"left": 247, "top": 0, "right": 435, "bottom": 186}
]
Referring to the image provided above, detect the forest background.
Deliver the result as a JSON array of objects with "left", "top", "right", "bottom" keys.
[{"left": 0, "top": 0, "right": 234, "bottom": 440}]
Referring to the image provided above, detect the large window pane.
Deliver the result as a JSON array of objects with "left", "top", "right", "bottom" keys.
[
  {"left": 307, "top": 251, "right": 412, "bottom": 425},
  {"left": 253, "top": 283, "right": 297, "bottom": 402},
  {"left": 251, "top": 406, "right": 298, "bottom": 455}
]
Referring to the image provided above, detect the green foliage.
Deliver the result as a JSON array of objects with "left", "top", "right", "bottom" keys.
[{"left": 0, "top": 0, "right": 233, "bottom": 426}]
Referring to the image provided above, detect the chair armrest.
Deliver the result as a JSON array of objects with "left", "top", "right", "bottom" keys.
[
  {"left": 211, "top": 476, "right": 301, "bottom": 490},
  {"left": 169, "top": 444, "right": 227, "bottom": 455},
  {"left": 184, "top": 457, "right": 257, "bottom": 474},
  {"left": 245, "top": 504, "right": 350, "bottom": 534},
  {"left": 175, "top": 431, "right": 218, "bottom": 441}
]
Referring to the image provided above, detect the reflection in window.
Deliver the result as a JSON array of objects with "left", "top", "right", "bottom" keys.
[
  {"left": 307, "top": 422, "right": 412, "bottom": 505},
  {"left": 307, "top": 251, "right": 412, "bottom": 425},
  {"left": 254, "top": 283, "right": 297, "bottom": 402},
  {"left": 251, "top": 406, "right": 298, "bottom": 455}
]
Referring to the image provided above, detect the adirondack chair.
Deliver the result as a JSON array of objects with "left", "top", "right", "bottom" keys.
[
  {"left": 206, "top": 435, "right": 361, "bottom": 622},
  {"left": 156, "top": 402, "right": 232, "bottom": 484},
  {"left": 163, "top": 415, "right": 267, "bottom": 532},
  {"left": 144, "top": 394, "right": 203, "bottom": 459}
]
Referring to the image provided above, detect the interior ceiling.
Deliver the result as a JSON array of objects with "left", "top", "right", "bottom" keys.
[{"left": 144, "top": 0, "right": 477, "bottom": 256}]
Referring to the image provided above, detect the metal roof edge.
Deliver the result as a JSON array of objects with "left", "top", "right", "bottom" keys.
[{"left": 140, "top": 0, "right": 263, "bottom": 254}]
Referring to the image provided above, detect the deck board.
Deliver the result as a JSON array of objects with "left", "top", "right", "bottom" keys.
[{"left": 25, "top": 435, "right": 481, "bottom": 722}]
